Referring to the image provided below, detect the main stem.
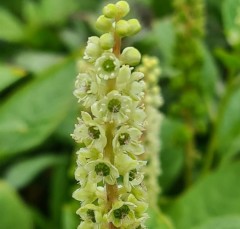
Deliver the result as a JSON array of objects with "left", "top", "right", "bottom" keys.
[
  {"left": 184, "top": 121, "right": 196, "bottom": 187},
  {"left": 104, "top": 20, "right": 121, "bottom": 229}
]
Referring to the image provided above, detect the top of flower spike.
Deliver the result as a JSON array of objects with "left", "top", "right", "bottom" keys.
[{"left": 96, "top": 1, "right": 141, "bottom": 37}]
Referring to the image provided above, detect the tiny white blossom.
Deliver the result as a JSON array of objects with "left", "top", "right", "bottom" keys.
[
  {"left": 71, "top": 112, "right": 107, "bottom": 152},
  {"left": 85, "top": 159, "right": 119, "bottom": 185},
  {"left": 91, "top": 90, "right": 132, "bottom": 124},
  {"left": 95, "top": 52, "right": 120, "bottom": 80}
]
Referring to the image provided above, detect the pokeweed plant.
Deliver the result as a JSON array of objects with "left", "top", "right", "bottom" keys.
[
  {"left": 137, "top": 56, "right": 163, "bottom": 210},
  {"left": 170, "top": 0, "right": 206, "bottom": 186},
  {"left": 71, "top": 1, "right": 148, "bottom": 228}
]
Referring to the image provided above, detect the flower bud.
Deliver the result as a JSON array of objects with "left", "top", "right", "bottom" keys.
[
  {"left": 115, "top": 20, "right": 130, "bottom": 37},
  {"left": 121, "top": 47, "right": 141, "bottom": 66},
  {"left": 96, "top": 15, "right": 113, "bottom": 32},
  {"left": 103, "top": 4, "right": 117, "bottom": 18},
  {"left": 99, "top": 33, "right": 114, "bottom": 50},
  {"left": 116, "top": 1, "right": 130, "bottom": 18},
  {"left": 128, "top": 19, "right": 141, "bottom": 35}
]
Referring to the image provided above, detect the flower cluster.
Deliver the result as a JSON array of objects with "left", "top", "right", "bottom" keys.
[
  {"left": 170, "top": 0, "right": 207, "bottom": 133},
  {"left": 72, "top": 1, "right": 148, "bottom": 228},
  {"left": 137, "top": 56, "right": 163, "bottom": 210}
]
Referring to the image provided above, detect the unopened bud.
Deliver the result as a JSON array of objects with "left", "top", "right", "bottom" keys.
[
  {"left": 96, "top": 15, "right": 113, "bottom": 32},
  {"left": 121, "top": 47, "right": 141, "bottom": 66},
  {"left": 99, "top": 33, "right": 114, "bottom": 50},
  {"left": 103, "top": 4, "right": 117, "bottom": 18},
  {"left": 116, "top": 1, "right": 130, "bottom": 18},
  {"left": 115, "top": 20, "right": 130, "bottom": 37},
  {"left": 128, "top": 19, "right": 141, "bottom": 35}
]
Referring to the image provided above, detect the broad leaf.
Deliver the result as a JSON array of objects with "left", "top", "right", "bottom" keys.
[
  {"left": 40, "top": 0, "right": 78, "bottom": 25},
  {"left": 152, "top": 18, "right": 176, "bottom": 65},
  {"left": 222, "top": 0, "right": 240, "bottom": 32},
  {"left": 14, "top": 51, "right": 63, "bottom": 73},
  {"left": 159, "top": 118, "right": 185, "bottom": 192},
  {"left": 0, "top": 181, "right": 32, "bottom": 229},
  {"left": 0, "top": 64, "right": 26, "bottom": 92},
  {"left": 5, "top": 154, "right": 62, "bottom": 189},
  {"left": 0, "top": 58, "right": 76, "bottom": 158},
  {"left": 0, "top": 7, "right": 24, "bottom": 42},
  {"left": 192, "top": 216, "right": 240, "bottom": 229},
  {"left": 216, "top": 87, "right": 240, "bottom": 158},
  {"left": 147, "top": 208, "right": 175, "bottom": 229},
  {"left": 166, "top": 162, "right": 240, "bottom": 229}
]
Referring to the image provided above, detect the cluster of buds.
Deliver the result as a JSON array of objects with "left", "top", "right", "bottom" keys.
[
  {"left": 170, "top": 0, "right": 207, "bottom": 133},
  {"left": 138, "top": 56, "right": 163, "bottom": 210},
  {"left": 72, "top": 1, "right": 148, "bottom": 228}
]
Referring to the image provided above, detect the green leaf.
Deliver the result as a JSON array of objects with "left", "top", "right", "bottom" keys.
[
  {"left": 152, "top": 18, "right": 176, "bottom": 65},
  {"left": 5, "top": 154, "right": 62, "bottom": 189},
  {"left": 62, "top": 204, "right": 79, "bottom": 229},
  {"left": 192, "top": 216, "right": 240, "bottom": 229},
  {"left": 22, "top": 1, "right": 42, "bottom": 27},
  {"left": 0, "top": 7, "right": 24, "bottom": 42},
  {"left": 0, "top": 64, "right": 26, "bottom": 92},
  {"left": 147, "top": 208, "right": 175, "bottom": 229},
  {"left": 40, "top": 0, "right": 78, "bottom": 25},
  {"left": 166, "top": 162, "right": 240, "bottom": 229},
  {"left": 49, "top": 156, "right": 68, "bottom": 228},
  {"left": 216, "top": 87, "right": 240, "bottom": 157},
  {"left": 0, "top": 181, "right": 33, "bottom": 229},
  {"left": 215, "top": 48, "right": 240, "bottom": 69},
  {"left": 200, "top": 43, "right": 220, "bottom": 97},
  {"left": 0, "top": 58, "right": 76, "bottom": 158},
  {"left": 14, "top": 51, "right": 63, "bottom": 74},
  {"left": 222, "top": 0, "right": 240, "bottom": 32},
  {"left": 159, "top": 118, "right": 185, "bottom": 192}
]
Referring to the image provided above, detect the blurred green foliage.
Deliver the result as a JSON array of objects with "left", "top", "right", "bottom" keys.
[{"left": 0, "top": 0, "right": 240, "bottom": 228}]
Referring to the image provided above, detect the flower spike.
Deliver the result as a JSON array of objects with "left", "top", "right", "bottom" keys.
[{"left": 72, "top": 1, "right": 148, "bottom": 228}]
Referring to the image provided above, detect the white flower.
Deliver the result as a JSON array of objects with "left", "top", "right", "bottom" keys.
[
  {"left": 127, "top": 194, "right": 148, "bottom": 217},
  {"left": 71, "top": 112, "right": 107, "bottom": 152},
  {"left": 77, "top": 204, "right": 104, "bottom": 225},
  {"left": 72, "top": 181, "right": 98, "bottom": 205},
  {"left": 74, "top": 165, "right": 88, "bottom": 186},
  {"left": 91, "top": 90, "right": 132, "bottom": 124},
  {"left": 73, "top": 71, "right": 106, "bottom": 108},
  {"left": 127, "top": 106, "right": 146, "bottom": 130},
  {"left": 76, "top": 148, "right": 102, "bottom": 166},
  {"left": 85, "top": 159, "right": 119, "bottom": 185},
  {"left": 107, "top": 200, "right": 136, "bottom": 227},
  {"left": 113, "top": 125, "right": 144, "bottom": 155},
  {"left": 84, "top": 36, "right": 103, "bottom": 62},
  {"left": 123, "top": 161, "right": 146, "bottom": 192},
  {"left": 95, "top": 52, "right": 120, "bottom": 80},
  {"left": 116, "top": 65, "right": 145, "bottom": 100}
]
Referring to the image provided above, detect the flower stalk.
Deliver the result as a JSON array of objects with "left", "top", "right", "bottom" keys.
[
  {"left": 137, "top": 56, "right": 163, "bottom": 210},
  {"left": 72, "top": 1, "right": 148, "bottom": 228}
]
